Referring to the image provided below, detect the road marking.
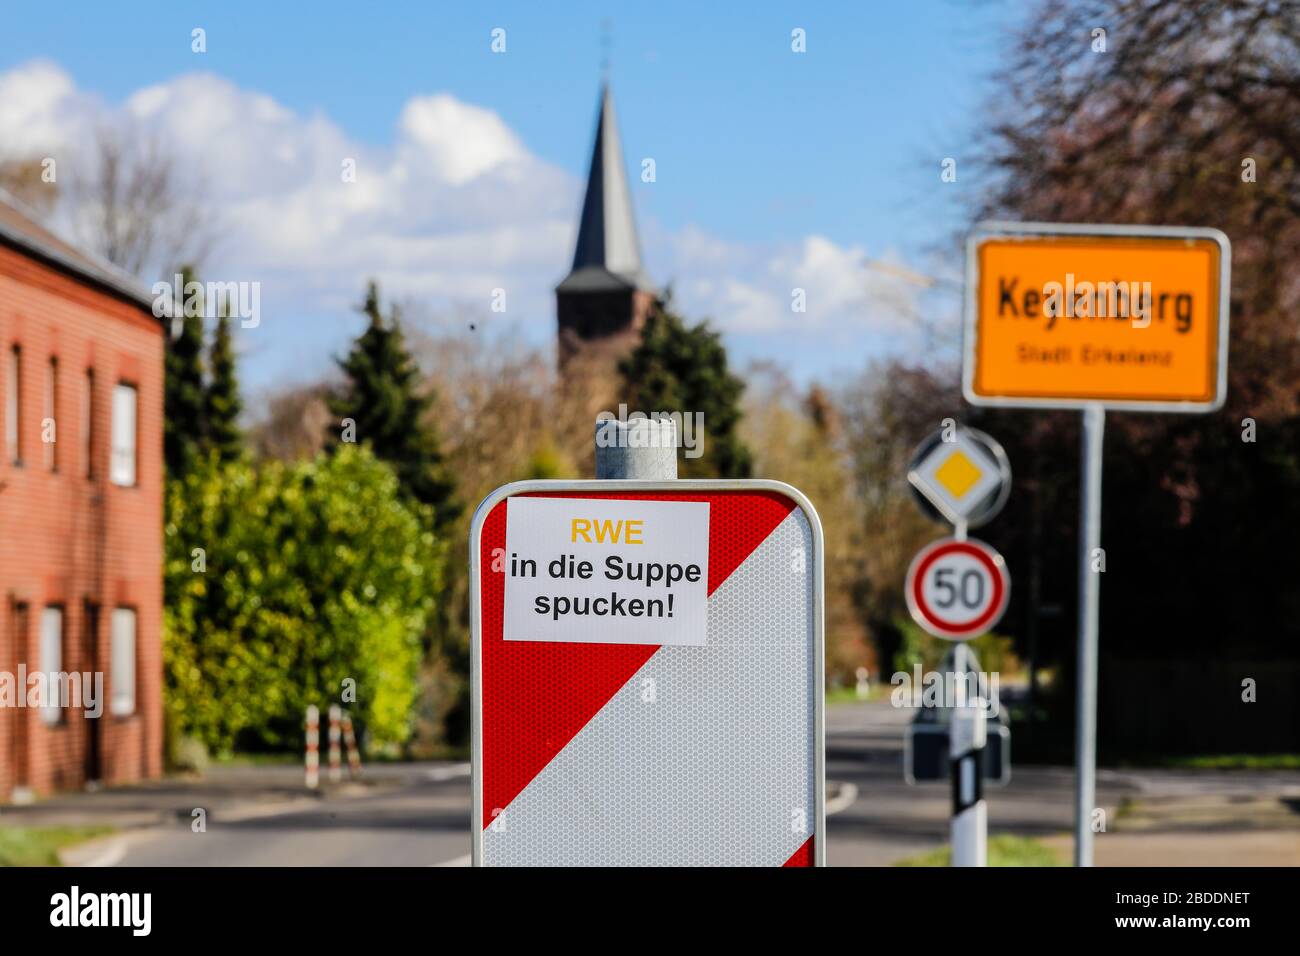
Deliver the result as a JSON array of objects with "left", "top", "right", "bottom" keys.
[
  {"left": 83, "top": 837, "right": 127, "bottom": 867},
  {"left": 65, "top": 835, "right": 129, "bottom": 867},
  {"left": 826, "top": 781, "right": 858, "bottom": 816}
]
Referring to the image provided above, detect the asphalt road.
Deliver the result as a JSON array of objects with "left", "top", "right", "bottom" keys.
[
  {"left": 100, "top": 699, "right": 1291, "bottom": 866},
  {"left": 824, "top": 698, "right": 1130, "bottom": 865},
  {"left": 110, "top": 764, "right": 473, "bottom": 866}
]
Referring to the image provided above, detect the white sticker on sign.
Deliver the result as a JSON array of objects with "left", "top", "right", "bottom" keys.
[{"left": 503, "top": 496, "right": 710, "bottom": 646}]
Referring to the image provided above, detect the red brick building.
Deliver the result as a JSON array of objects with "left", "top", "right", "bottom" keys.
[{"left": 0, "top": 195, "right": 163, "bottom": 802}]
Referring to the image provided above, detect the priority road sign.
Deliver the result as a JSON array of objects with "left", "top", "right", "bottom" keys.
[
  {"left": 908, "top": 426, "right": 1011, "bottom": 529},
  {"left": 964, "top": 222, "right": 1230, "bottom": 411},
  {"left": 470, "top": 479, "right": 825, "bottom": 866},
  {"left": 905, "top": 537, "right": 1010, "bottom": 641}
]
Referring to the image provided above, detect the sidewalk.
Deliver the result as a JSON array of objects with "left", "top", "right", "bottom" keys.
[
  {"left": 828, "top": 698, "right": 1300, "bottom": 866},
  {"left": 0, "top": 762, "right": 431, "bottom": 832},
  {"left": 1042, "top": 785, "right": 1300, "bottom": 866},
  {"left": 1043, "top": 830, "right": 1300, "bottom": 866}
]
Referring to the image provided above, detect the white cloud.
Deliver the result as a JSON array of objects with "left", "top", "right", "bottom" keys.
[
  {"left": 0, "top": 60, "right": 101, "bottom": 156},
  {"left": 651, "top": 227, "right": 923, "bottom": 340},
  {"left": 396, "top": 94, "right": 528, "bottom": 185},
  {"left": 0, "top": 60, "right": 929, "bottom": 385}
]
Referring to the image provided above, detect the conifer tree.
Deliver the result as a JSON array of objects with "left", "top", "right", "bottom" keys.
[
  {"left": 205, "top": 310, "right": 242, "bottom": 463},
  {"left": 618, "top": 301, "right": 752, "bottom": 479},
  {"left": 164, "top": 264, "right": 206, "bottom": 476},
  {"left": 330, "top": 281, "right": 459, "bottom": 531}
]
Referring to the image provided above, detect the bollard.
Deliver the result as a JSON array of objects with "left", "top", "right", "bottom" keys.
[
  {"left": 855, "top": 666, "right": 871, "bottom": 701},
  {"left": 341, "top": 712, "right": 362, "bottom": 779},
  {"left": 328, "top": 704, "right": 342, "bottom": 784},
  {"left": 305, "top": 705, "right": 320, "bottom": 790}
]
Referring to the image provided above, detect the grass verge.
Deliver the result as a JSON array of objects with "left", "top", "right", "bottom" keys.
[
  {"left": 1142, "top": 754, "right": 1300, "bottom": 771},
  {"left": 0, "top": 826, "right": 116, "bottom": 867},
  {"left": 894, "top": 834, "right": 1065, "bottom": 867},
  {"left": 825, "top": 686, "right": 881, "bottom": 705}
]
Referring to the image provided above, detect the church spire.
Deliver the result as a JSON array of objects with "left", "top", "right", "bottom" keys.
[{"left": 558, "top": 84, "right": 652, "bottom": 293}]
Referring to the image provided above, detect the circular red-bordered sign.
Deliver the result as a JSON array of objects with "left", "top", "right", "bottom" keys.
[{"left": 905, "top": 537, "right": 1010, "bottom": 641}]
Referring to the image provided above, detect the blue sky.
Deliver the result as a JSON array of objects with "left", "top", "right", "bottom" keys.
[{"left": 0, "top": 1, "right": 1019, "bottom": 393}]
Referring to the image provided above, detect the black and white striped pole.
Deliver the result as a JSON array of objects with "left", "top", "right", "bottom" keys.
[
  {"left": 905, "top": 426, "right": 1011, "bottom": 868},
  {"left": 949, "top": 644, "right": 987, "bottom": 866}
]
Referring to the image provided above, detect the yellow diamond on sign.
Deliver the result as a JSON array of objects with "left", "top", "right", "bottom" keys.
[{"left": 934, "top": 450, "right": 983, "bottom": 499}]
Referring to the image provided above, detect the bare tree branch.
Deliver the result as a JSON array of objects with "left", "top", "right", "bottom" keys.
[{"left": 66, "top": 124, "right": 220, "bottom": 280}]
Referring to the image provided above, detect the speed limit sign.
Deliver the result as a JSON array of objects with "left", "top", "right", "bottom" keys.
[{"left": 905, "top": 537, "right": 1010, "bottom": 641}]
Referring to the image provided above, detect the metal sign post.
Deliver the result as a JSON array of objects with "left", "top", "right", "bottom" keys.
[
  {"left": 1073, "top": 404, "right": 1105, "bottom": 865},
  {"left": 950, "top": 642, "right": 987, "bottom": 868},
  {"left": 963, "top": 221, "right": 1232, "bottom": 868}
]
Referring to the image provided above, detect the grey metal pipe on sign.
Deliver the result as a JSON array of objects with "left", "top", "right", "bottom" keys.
[{"left": 594, "top": 417, "right": 678, "bottom": 480}]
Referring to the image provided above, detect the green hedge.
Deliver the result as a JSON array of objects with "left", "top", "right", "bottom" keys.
[{"left": 164, "top": 446, "right": 443, "bottom": 754}]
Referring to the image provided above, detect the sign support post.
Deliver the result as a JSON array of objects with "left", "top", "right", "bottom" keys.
[
  {"left": 904, "top": 425, "right": 1015, "bottom": 866},
  {"left": 595, "top": 417, "right": 677, "bottom": 480},
  {"left": 949, "top": 642, "right": 987, "bottom": 866},
  {"left": 1073, "top": 404, "right": 1105, "bottom": 866}
]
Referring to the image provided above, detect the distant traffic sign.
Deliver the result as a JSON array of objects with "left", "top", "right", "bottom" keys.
[
  {"left": 964, "top": 223, "right": 1230, "bottom": 411},
  {"left": 908, "top": 426, "right": 1010, "bottom": 528},
  {"left": 905, "top": 721, "right": 1010, "bottom": 786},
  {"left": 905, "top": 537, "right": 1010, "bottom": 641}
]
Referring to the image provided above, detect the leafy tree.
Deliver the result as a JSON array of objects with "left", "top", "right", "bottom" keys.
[
  {"left": 983, "top": 0, "right": 1300, "bottom": 414},
  {"left": 618, "top": 302, "right": 752, "bottom": 478},
  {"left": 163, "top": 445, "right": 441, "bottom": 754},
  {"left": 164, "top": 264, "right": 206, "bottom": 476},
  {"left": 330, "top": 281, "right": 460, "bottom": 531},
  {"left": 743, "top": 367, "right": 871, "bottom": 680},
  {"left": 956, "top": 0, "right": 1300, "bottom": 757},
  {"left": 204, "top": 311, "right": 242, "bottom": 463}
]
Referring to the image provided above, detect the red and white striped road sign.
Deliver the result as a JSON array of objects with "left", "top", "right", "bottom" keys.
[
  {"left": 905, "top": 537, "right": 1010, "bottom": 641},
  {"left": 470, "top": 480, "right": 825, "bottom": 866}
]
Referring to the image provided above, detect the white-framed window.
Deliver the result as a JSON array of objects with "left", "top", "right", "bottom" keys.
[
  {"left": 40, "top": 607, "right": 63, "bottom": 725},
  {"left": 111, "top": 608, "right": 136, "bottom": 717},
  {"left": 109, "top": 382, "right": 137, "bottom": 487},
  {"left": 82, "top": 368, "right": 95, "bottom": 479},
  {"left": 6, "top": 345, "right": 20, "bottom": 464}
]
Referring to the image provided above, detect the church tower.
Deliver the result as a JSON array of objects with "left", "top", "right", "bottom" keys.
[{"left": 556, "top": 84, "right": 656, "bottom": 369}]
